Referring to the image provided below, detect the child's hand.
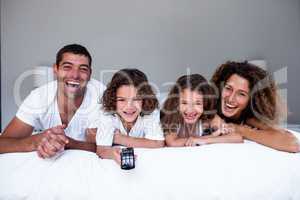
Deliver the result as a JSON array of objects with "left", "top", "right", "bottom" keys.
[
  {"left": 113, "top": 130, "right": 126, "bottom": 145},
  {"left": 212, "top": 123, "right": 234, "bottom": 136},
  {"left": 112, "top": 147, "right": 122, "bottom": 165},
  {"left": 185, "top": 137, "right": 207, "bottom": 146}
]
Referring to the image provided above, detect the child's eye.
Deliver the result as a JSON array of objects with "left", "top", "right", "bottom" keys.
[
  {"left": 116, "top": 98, "right": 125, "bottom": 102},
  {"left": 224, "top": 85, "right": 232, "bottom": 90},
  {"left": 133, "top": 98, "right": 142, "bottom": 102}
]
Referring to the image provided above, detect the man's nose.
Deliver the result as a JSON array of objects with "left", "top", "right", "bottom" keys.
[{"left": 70, "top": 68, "right": 80, "bottom": 79}]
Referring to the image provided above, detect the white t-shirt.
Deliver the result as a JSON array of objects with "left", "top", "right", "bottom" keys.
[
  {"left": 96, "top": 110, "right": 165, "bottom": 146},
  {"left": 16, "top": 78, "right": 106, "bottom": 141}
]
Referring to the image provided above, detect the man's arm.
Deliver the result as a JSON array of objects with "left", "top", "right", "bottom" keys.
[
  {"left": 55, "top": 128, "right": 97, "bottom": 153},
  {"left": 0, "top": 117, "right": 69, "bottom": 158},
  {"left": 0, "top": 117, "right": 38, "bottom": 153},
  {"left": 65, "top": 135, "right": 97, "bottom": 152}
]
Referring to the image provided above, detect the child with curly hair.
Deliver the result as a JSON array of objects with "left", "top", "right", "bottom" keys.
[{"left": 95, "top": 68, "right": 165, "bottom": 164}]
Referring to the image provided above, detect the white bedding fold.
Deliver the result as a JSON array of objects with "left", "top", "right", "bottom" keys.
[{"left": 1, "top": 130, "right": 300, "bottom": 200}]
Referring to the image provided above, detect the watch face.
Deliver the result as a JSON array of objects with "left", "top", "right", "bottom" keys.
[{"left": 120, "top": 147, "right": 135, "bottom": 170}]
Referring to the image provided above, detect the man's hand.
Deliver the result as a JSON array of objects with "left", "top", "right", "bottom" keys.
[{"left": 36, "top": 125, "right": 69, "bottom": 158}]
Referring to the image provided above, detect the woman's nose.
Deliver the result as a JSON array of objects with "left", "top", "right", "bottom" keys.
[{"left": 228, "top": 92, "right": 237, "bottom": 103}]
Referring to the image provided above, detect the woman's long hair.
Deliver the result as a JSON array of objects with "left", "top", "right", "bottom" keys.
[{"left": 211, "top": 61, "right": 283, "bottom": 125}]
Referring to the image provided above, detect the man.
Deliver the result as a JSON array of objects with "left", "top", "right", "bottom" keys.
[{"left": 0, "top": 44, "right": 105, "bottom": 158}]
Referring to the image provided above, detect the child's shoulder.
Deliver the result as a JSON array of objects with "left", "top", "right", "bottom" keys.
[
  {"left": 204, "top": 114, "right": 224, "bottom": 128},
  {"left": 140, "top": 109, "right": 161, "bottom": 122},
  {"left": 98, "top": 109, "right": 117, "bottom": 121}
]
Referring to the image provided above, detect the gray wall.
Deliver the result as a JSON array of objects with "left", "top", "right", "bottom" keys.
[{"left": 1, "top": 0, "right": 300, "bottom": 130}]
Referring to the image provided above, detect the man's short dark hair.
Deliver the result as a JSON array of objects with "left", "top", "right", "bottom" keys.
[{"left": 56, "top": 44, "right": 92, "bottom": 66}]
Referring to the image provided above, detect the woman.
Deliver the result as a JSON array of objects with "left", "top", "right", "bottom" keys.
[{"left": 211, "top": 61, "right": 300, "bottom": 153}]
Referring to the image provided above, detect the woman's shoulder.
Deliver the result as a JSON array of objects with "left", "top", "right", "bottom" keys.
[{"left": 245, "top": 118, "right": 277, "bottom": 130}]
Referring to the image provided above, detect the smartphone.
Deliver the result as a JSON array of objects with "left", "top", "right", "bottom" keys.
[{"left": 120, "top": 147, "right": 135, "bottom": 170}]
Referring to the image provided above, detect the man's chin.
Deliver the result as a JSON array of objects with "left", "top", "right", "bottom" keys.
[{"left": 64, "top": 92, "right": 84, "bottom": 99}]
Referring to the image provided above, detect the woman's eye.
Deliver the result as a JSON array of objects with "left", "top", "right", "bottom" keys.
[{"left": 239, "top": 93, "right": 247, "bottom": 97}]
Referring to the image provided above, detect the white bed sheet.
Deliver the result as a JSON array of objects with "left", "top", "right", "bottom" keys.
[{"left": 1, "top": 130, "right": 300, "bottom": 200}]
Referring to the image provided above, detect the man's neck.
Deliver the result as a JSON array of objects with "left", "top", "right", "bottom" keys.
[{"left": 57, "top": 91, "right": 85, "bottom": 114}]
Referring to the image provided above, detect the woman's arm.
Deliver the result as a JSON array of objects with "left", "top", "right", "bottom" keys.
[
  {"left": 113, "top": 132, "right": 165, "bottom": 148},
  {"left": 238, "top": 118, "right": 300, "bottom": 153}
]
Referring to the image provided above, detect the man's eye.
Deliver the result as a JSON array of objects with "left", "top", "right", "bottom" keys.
[
  {"left": 62, "top": 65, "right": 72, "bottom": 70},
  {"left": 80, "top": 67, "right": 89, "bottom": 72}
]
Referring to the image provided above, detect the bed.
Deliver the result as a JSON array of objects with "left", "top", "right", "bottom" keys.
[{"left": 1, "top": 129, "right": 300, "bottom": 200}]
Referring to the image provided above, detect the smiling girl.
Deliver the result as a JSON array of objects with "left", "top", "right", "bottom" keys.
[
  {"left": 161, "top": 74, "right": 243, "bottom": 147},
  {"left": 96, "top": 69, "right": 165, "bottom": 164}
]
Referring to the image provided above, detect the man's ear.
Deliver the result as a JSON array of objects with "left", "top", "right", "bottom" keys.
[
  {"left": 88, "top": 68, "right": 92, "bottom": 81},
  {"left": 53, "top": 64, "right": 58, "bottom": 78}
]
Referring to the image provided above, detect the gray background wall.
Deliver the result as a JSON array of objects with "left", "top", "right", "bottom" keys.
[{"left": 1, "top": 0, "right": 300, "bottom": 130}]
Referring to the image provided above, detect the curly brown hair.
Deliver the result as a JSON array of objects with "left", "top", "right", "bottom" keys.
[
  {"left": 101, "top": 68, "right": 158, "bottom": 116},
  {"left": 160, "top": 74, "right": 217, "bottom": 134},
  {"left": 211, "top": 61, "right": 280, "bottom": 124}
]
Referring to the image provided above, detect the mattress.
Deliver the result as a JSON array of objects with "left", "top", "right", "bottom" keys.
[{"left": 0, "top": 130, "right": 300, "bottom": 200}]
